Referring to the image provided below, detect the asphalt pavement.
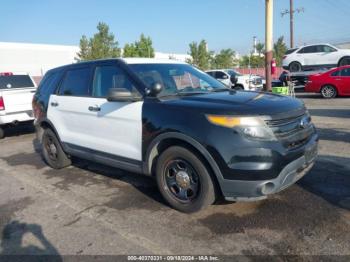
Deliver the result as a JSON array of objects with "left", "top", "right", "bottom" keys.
[{"left": 0, "top": 93, "right": 349, "bottom": 259}]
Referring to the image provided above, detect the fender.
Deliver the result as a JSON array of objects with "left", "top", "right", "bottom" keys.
[
  {"left": 143, "top": 132, "right": 224, "bottom": 182},
  {"left": 35, "top": 118, "right": 66, "bottom": 150}
]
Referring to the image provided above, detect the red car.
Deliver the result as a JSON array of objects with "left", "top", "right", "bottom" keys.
[{"left": 305, "top": 65, "right": 350, "bottom": 98}]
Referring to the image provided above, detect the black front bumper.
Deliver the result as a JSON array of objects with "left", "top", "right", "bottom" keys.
[{"left": 215, "top": 133, "right": 318, "bottom": 201}]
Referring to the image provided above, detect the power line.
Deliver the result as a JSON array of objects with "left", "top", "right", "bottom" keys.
[{"left": 281, "top": 0, "right": 304, "bottom": 48}]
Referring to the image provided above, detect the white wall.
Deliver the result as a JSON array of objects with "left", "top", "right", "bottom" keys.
[
  {"left": 0, "top": 42, "right": 191, "bottom": 76},
  {"left": 0, "top": 42, "right": 79, "bottom": 76}
]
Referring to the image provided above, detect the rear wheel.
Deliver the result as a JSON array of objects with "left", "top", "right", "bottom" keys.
[
  {"left": 42, "top": 128, "right": 71, "bottom": 169},
  {"left": 321, "top": 85, "right": 337, "bottom": 99},
  {"left": 338, "top": 57, "right": 350, "bottom": 67},
  {"left": 156, "top": 146, "right": 216, "bottom": 213},
  {"left": 289, "top": 62, "right": 302, "bottom": 72},
  {"left": 0, "top": 127, "right": 4, "bottom": 139}
]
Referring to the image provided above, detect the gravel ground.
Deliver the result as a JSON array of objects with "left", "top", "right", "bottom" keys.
[{"left": 0, "top": 93, "right": 349, "bottom": 260}]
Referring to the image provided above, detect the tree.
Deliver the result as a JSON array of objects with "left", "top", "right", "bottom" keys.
[
  {"left": 240, "top": 54, "right": 265, "bottom": 68},
  {"left": 187, "top": 40, "right": 211, "bottom": 70},
  {"left": 76, "top": 22, "right": 121, "bottom": 61},
  {"left": 256, "top": 43, "right": 265, "bottom": 56},
  {"left": 123, "top": 34, "right": 155, "bottom": 58},
  {"left": 211, "top": 49, "right": 236, "bottom": 69},
  {"left": 274, "top": 36, "right": 287, "bottom": 66}
]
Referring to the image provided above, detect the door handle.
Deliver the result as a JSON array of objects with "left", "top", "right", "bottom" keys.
[
  {"left": 51, "top": 102, "right": 59, "bottom": 107},
  {"left": 88, "top": 105, "right": 101, "bottom": 112}
]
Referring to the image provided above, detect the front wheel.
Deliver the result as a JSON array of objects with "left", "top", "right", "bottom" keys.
[
  {"left": 156, "top": 146, "right": 216, "bottom": 213},
  {"left": 321, "top": 85, "right": 337, "bottom": 99},
  {"left": 42, "top": 128, "right": 71, "bottom": 169}
]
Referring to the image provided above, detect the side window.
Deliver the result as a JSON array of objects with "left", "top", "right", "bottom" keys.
[
  {"left": 323, "top": 45, "right": 337, "bottom": 52},
  {"left": 40, "top": 71, "right": 61, "bottom": 97},
  {"left": 303, "top": 46, "right": 318, "bottom": 53},
  {"left": 92, "top": 65, "right": 138, "bottom": 98},
  {"left": 59, "top": 67, "right": 90, "bottom": 96},
  {"left": 215, "top": 71, "right": 227, "bottom": 79},
  {"left": 206, "top": 71, "right": 215, "bottom": 77},
  {"left": 297, "top": 48, "right": 305, "bottom": 54},
  {"left": 340, "top": 68, "right": 350, "bottom": 77},
  {"left": 331, "top": 70, "right": 340, "bottom": 77}
]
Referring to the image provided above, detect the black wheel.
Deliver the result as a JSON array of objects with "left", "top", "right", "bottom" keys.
[
  {"left": 156, "top": 146, "right": 216, "bottom": 213},
  {"left": 321, "top": 85, "right": 337, "bottom": 99},
  {"left": 289, "top": 62, "right": 302, "bottom": 72},
  {"left": 42, "top": 128, "right": 71, "bottom": 169},
  {"left": 0, "top": 127, "right": 4, "bottom": 139},
  {"left": 235, "top": 85, "right": 244, "bottom": 90},
  {"left": 338, "top": 57, "right": 350, "bottom": 67}
]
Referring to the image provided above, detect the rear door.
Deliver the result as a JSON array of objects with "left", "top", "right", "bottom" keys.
[
  {"left": 48, "top": 65, "right": 94, "bottom": 148},
  {"left": 48, "top": 62, "right": 143, "bottom": 161},
  {"left": 300, "top": 45, "right": 320, "bottom": 66},
  {"left": 0, "top": 74, "right": 36, "bottom": 114}
]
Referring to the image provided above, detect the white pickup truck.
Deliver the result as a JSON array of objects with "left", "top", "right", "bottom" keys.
[{"left": 0, "top": 72, "right": 37, "bottom": 139}]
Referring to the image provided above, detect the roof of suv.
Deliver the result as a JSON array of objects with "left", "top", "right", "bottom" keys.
[{"left": 46, "top": 58, "right": 188, "bottom": 74}]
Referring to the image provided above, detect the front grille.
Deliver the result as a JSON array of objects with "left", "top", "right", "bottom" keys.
[{"left": 265, "top": 114, "right": 314, "bottom": 149}]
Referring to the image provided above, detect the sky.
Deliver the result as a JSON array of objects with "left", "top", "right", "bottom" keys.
[{"left": 0, "top": 0, "right": 348, "bottom": 55}]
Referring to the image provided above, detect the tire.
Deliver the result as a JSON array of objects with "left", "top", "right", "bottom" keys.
[
  {"left": 235, "top": 85, "right": 244, "bottom": 90},
  {"left": 338, "top": 57, "right": 350, "bottom": 67},
  {"left": 42, "top": 128, "right": 71, "bottom": 169},
  {"left": 320, "top": 85, "right": 337, "bottom": 99},
  {"left": 156, "top": 146, "right": 216, "bottom": 213},
  {"left": 0, "top": 127, "right": 4, "bottom": 139},
  {"left": 289, "top": 62, "right": 302, "bottom": 72}
]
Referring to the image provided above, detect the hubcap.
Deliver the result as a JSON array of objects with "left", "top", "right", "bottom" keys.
[
  {"left": 322, "top": 86, "right": 335, "bottom": 98},
  {"left": 164, "top": 159, "right": 199, "bottom": 202},
  {"left": 45, "top": 136, "right": 58, "bottom": 160}
]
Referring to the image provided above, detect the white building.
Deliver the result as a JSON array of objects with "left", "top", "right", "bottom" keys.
[
  {"left": 0, "top": 42, "right": 191, "bottom": 77},
  {"left": 0, "top": 42, "right": 79, "bottom": 76}
]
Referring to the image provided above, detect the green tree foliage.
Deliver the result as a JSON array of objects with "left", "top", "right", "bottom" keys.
[
  {"left": 123, "top": 34, "right": 155, "bottom": 58},
  {"left": 211, "top": 49, "right": 236, "bottom": 69},
  {"left": 256, "top": 43, "right": 265, "bottom": 56},
  {"left": 77, "top": 22, "right": 121, "bottom": 61},
  {"left": 240, "top": 54, "right": 265, "bottom": 68},
  {"left": 273, "top": 36, "right": 287, "bottom": 66},
  {"left": 187, "top": 40, "right": 211, "bottom": 70}
]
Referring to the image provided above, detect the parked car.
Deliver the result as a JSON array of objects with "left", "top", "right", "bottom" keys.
[
  {"left": 305, "top": 65, "right": 350, "bottom": 98},
  {"left": 0, "top": 72, "right": 36, "bottom": 139},
  {"left": 206, "top": 69, "right": 263, "bottom": 91},
  {"left": 282, "top": 44, "right": 350, "bottom": 72},
  {"left": 33, "top": 58, "right": 318, "bottom": 213}
]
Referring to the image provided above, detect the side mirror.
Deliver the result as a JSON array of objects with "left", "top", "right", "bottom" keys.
[
  {"left": 221, "top": 74, "right": 229, "bottom": 79},
  {"left": 145, "top": 82, "right": 163, "bottom": 97},
  {"left": 107, "top": 88, "right": 139, "bottom": 102}
]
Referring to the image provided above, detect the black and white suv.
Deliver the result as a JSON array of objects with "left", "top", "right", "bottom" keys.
[{"left": 33, "top": 58, "right": 318, "bottom": 212}]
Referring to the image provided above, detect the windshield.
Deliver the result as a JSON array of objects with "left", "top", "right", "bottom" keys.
[
  {"left": 129, "top": 63, "right": 227, "bottom": 96},
  {"left": 0, "top": 75, "right": 35, "bottom": 89},
  {"left": 226, "top": 70, "right": 242, "bottom": 77}
]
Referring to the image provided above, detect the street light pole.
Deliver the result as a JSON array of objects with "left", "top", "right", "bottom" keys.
[
  {"left": 290, "top": 0, "right": 294, "bottom": 48},
  {"left": 265, "top": 0, "right": 273, "bottom": 91}
]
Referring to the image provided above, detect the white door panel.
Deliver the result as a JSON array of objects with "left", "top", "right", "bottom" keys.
[{"left": 48, "top": 95, "right": 143, "bottom": 161}]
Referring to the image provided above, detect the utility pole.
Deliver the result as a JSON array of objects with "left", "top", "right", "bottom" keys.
[
  {"left": 281, "top": 0, "right": 304, "bottom": 48},
  {"left": 265, "top": 0, "right": 273, "bottom": 91},
  {"left": 290, "top": 0, "right": 294, "bottom": 48}
]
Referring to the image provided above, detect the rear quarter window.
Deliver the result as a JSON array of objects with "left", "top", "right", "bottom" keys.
[
  {"left": 0, "top": 75, "right": 35, "bottom": 89},
  {"left": 285, "top": 48, "right": 298, "bottom": 55}
]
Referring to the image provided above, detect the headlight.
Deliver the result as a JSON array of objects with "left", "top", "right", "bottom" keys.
[{"left": 206, "top": 115, "right": 276, "bottom": 141}]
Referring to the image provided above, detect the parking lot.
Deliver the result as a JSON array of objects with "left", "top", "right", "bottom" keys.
[{"left": 0, "top": 93, "right": 349, "bottom": 257}]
